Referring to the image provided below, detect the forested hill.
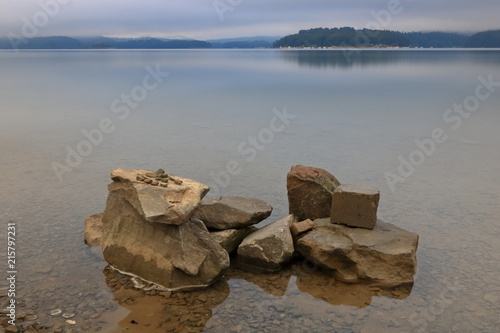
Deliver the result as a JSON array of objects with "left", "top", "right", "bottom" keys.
[
  {"left": 0, "top": 36, "right": 276, "bottom": 49},
  {"left": 464, "top": 30, "right": 500, "bottom": 48},
  {"left": 0, "top": 36, "right": 212, "bottom": 49},
  {"left": 403, "top": 32, "right": 468, "bottom": 48},
  {"left": 273, "top": 27, "right": 500, "bottom": 48},
  {"left": 273, "top": 27, "right": 410, "bottom": 48}
]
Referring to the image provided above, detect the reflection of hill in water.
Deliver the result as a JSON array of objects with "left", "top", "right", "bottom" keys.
[{"left": 278, "top": 49, "right": 500, "bottom": 69}]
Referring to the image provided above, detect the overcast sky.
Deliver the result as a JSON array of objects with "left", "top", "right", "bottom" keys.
[{"left": 1, "top": 0, "right": 499, "bottom": 40}]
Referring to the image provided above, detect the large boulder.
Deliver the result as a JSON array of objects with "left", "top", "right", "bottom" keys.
[
  {"left": 296, "top": 219, "right": 418, "bottom": 284},
  {"left": 194, "top": 196, "right": 272, "bottom": 230},
  {"left": 287, "top": 165, "right": 341, "bottom": 220},
  {"left": 99, "top": 169, "right": 229, "bottom": 291},
  {"left": 237, "top": 214, "right": 297, "bottom": 272},
  {"left": 109, "top": 168, "right": 209, "bottom": 225}
]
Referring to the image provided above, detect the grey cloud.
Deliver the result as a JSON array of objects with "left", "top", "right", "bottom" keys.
[{"left": 1, "top": 0, "right": 498, "bottom": 39}]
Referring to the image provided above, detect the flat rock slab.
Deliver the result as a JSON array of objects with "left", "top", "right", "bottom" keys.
[
  {"left": 331, "top": 184, "right": 380, "bottom": 230},
  {"left": 194, "top": 196, "right": 272, "bottom": 230},
  {"left": 287, "top": 165, "right": 341, "bottom": 221},
  {"left": 109, "top": 168, "right": 209, "bottom": 225},
  {"left": 84, "top": 213, "right": 104, "bottom": 247},
  {"left": 237, "top": 214, "right": 297, "bottom": 272},
  {"left": 100, "top": 187, "right": 230, "bottom": 291},
  {"left": 210, "top": 227, "right": 256, "bottom": 254},
  {"left": 296, "top": 218, "right": 418, "bottom": 284}
]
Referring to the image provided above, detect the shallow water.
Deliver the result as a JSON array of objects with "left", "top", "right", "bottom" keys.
[{"left": 1, "top": 49, "right": 499, "bottom": 332}]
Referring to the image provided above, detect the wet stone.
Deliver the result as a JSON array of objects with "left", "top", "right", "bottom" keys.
[
  {"left": 483, "top": 294, "right": 498, "bottom": 303},
  {"left": 5, "top": 326, "right": 19, "bottom": 333},
  {"left": 50, "top": 309, "right": 62, "bottom": 316}
]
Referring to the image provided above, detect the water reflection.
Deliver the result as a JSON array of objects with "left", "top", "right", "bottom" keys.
[
  {"left": 102, "top": 266, "right": 230, "bottom": 332},
  {"left": 278, "top": 49, "right": 500, "bottom": 69},
  {"left": 294, "top": 265, "right": 412, "bottom": 308},
  {"left": 101, "top": 260, "right": 413, "bottom": 332}
]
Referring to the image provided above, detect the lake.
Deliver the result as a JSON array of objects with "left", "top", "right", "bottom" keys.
[{"left": 1, "top": 49, "right": 499, "bottom": 332}]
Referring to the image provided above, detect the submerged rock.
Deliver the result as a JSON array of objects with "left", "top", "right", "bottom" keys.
[
  {"left": 194, "top": 196, "right": 272, "bottom": 230},
  {"left": 109, "top": 168, "right": 209, "bottom": 225},
  {"left": 296, "top": 219, "right": 418, "bottom": 284},
  {"left": 287, "top": 165, "right": 341, "bottom": 220},
  {"left": 237, "top": 214, "right": 297, "bottom": 272}
]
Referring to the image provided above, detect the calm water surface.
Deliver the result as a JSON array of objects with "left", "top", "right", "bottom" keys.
[{"left": 1, "top": 49, "right": 499, "bottom": 332}]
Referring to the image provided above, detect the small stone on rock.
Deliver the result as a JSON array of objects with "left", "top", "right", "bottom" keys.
[{"left": 290, "top": 219, "right": 314, "bottom": 237}]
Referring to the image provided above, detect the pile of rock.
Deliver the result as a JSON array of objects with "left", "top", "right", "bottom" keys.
[
  {"left": 287, "top": 165, "right": 418, "bottom": 284},
  {"left": 134, "top": 168, "right": 183, "bottom": 187},
  {"left": 85, "top": 165, "right": 418, "bottom": 291},
  {"left": 85, "top": 168, "right": 272, "bottom": 291}
]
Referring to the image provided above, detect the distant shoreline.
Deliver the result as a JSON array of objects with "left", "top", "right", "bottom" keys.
[
  {"left": 2, "top": 47, "right": 500, "bottom": 51},
  {"left": 1, "top": 28, "right": 500, "bottom": 50}
]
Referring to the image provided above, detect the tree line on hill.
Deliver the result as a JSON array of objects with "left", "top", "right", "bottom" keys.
[
  {"left": 0, "top": 36, "right": 273, "bottom": 49},
  {"left": 273, "top": 27, "right": 500, "bottom": 48}
]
